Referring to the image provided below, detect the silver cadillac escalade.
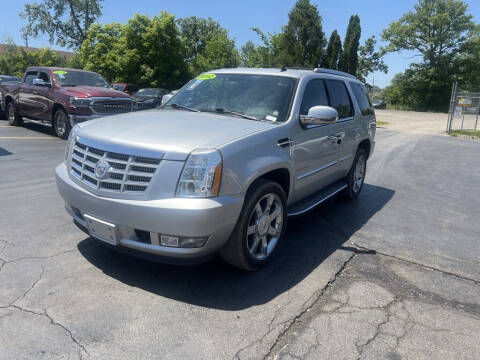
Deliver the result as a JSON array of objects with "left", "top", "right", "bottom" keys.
[{"left": 55, "top": 67, "right": 376, "bottom": 271}]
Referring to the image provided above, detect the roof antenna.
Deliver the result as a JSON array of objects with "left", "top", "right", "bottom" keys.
[{"left": 280, "top": 65, "right": 287, "bottom": 72}]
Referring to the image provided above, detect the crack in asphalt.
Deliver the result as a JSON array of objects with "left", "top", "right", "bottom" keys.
[
  {"left": 0, "top": 248, "right": 78, "bottom": 266},
  {"left": 1, "top": 305, "right": 89, "bottom": 360},
  {"left": 261, "top": 253, "right": 357, "bottom": 360},
  {"left": 354, "top": 244, "right": 480, "bottom": 286}
]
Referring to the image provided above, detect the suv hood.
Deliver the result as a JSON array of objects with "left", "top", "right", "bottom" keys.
[
  {"left": 59, "top": 86, "right": 130, "bottom": 98},
  {"left": 76, "top": 109, "right": 276, "bottom": 161}
]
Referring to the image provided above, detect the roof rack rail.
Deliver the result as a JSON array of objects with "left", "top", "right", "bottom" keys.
[
  {"left": 313, "top": 68, "right": 357, "bottom": 79},
  {"left": 281, "top": 65, "right": 314, "bottom": 72}
]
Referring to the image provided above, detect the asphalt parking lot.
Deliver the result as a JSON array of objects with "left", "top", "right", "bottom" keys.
[{"left": 1, "top": 116, "right": 479, "bottom": 359}]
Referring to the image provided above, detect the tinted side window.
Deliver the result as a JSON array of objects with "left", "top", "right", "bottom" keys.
[
  {"left": 24, "top": 71, "right": 38, "bottom": 85},
  {"left": 38, "top": 72, "right": 50, "bottom": 83},
  {"left": 351, "top": 83, "right": 374, "bottom": 116},
  {"left": 325, "top": 80, "right": 353, "bottom": 119},
  {"left": 300, "top": 79, "right": 329, "bottom": 115}
]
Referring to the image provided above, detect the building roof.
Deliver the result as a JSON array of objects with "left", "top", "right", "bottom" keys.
[{"left": 0, "top": 44, "right": 74, "bottom": 60}]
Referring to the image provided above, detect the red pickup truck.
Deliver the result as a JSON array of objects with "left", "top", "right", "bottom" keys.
[{"left": 0, "top": 67, "right": 133, "bottom": 138}]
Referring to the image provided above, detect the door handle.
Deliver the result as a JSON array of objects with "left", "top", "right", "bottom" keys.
[
  {"left": 277, "top": 138, "right": 294, "bottom": 148},
  {"left": 327, "top": 135, "right": 342, "bottom": 144}
]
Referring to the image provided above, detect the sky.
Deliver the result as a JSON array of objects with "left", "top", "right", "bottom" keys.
[{"left": 1, "top": 0, "right": 480, "bottom": 88}]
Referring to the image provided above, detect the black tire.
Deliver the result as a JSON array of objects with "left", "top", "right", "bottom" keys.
[
  {"left": 220, "top": 179, "right": 287, "bottom": 271},
  {"left": 7, "top": 102, "right": 23, "bottom": 126},
  {"left": 53, "top": 108, "right": 71, "bottom": 139},
  {"left": 342, "top": 147, "right": 367, "bottom": 200}
]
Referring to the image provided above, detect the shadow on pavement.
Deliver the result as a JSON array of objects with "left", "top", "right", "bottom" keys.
[
  {"left": 78, "top": 183, "right": 394, "bottom": 310},
  {"left": 0, "top": 147, "right": 13, "bottom": 156}
]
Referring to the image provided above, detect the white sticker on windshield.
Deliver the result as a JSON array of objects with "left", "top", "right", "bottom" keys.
[{"left": 265, "top": 115, "right": 277, "bottom": 121}]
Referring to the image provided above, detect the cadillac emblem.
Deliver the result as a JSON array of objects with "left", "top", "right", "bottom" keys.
[{"left": 94, "top": 160, "right": 110, "bottom": 180}]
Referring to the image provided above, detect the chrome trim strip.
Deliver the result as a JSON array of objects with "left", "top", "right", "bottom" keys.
[
  {"left": 297, "top": 160, "right": 337, "bottom": 180},
  {"left": 287, "top": 184, "right": 348, "bottom": 217},
  {"left": 337, "top": 154, "right": 352, "bottom": 163}
]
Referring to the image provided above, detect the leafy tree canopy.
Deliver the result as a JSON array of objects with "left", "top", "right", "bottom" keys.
[
  {"left": 22, "top": 0, "right": 103, "bottom": 49},
  {"left": 356, "top": 36, "right": 388, "bottom": 83},
  {"left": 178, "top": 16, "right": 239, "bottom": 76},
  {"left": 323, "top": 30, "right": 342, "bottom": 70}
]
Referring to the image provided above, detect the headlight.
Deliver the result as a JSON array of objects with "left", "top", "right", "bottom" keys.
[
  {"left": 64, "top": 126, "right": 78, "bottom": 163},
  {"left": 176, "top": 149, "right": 222, "bottom": 198},
  {"left": 69, "top": 97, "right": 91, "bottom": 107}
]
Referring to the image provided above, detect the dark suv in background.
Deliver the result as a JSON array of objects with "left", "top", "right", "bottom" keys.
[{"left": 0, "top": 67, "right": 133, "bottom": 138}]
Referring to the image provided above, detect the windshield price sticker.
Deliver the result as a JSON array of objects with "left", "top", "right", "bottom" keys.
[
  {"left": 53, "top": 70, "right": 68, "bottom": 75},
  {"left": 197, "top": 73, "right": 216, "bottom": 80}
]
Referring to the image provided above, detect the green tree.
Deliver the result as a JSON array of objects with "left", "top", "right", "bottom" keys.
[
  {"left": 455, "top": 25, "right": 480, "bottom": 89},
  {"left": 21, "top": 0, "right": 103, "bottom": 49},
  {"left": 323, "top": 30, "right": 342, "bottom": 69},
  {"left": 80, "top": 12, "right": 189, "bottom": 89},
  {"left": 178, "top": 16, "right": 238, "bottom": 75},
  {"left": 192, "top": 32, "right": 239, "bottom": 74},
  {"left": 277, "top": 0, "right": 326, "bottom": 67},
  {"left": 382, "top": 0, "right": 473, "bottom": 66},
  {"left": 356, "top": 36, "right": 388, "bottom": 83},
  {"left": 240, "top": 27, "right": 281, "bottom": 67},
  {"left": 382, "top": 0, "right": 475, "bottom": 111},
  {"left": 339, "top": 15, "right": 361, "bottom": 75}
]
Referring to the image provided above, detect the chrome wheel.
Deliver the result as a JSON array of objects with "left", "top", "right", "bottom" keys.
[
  {"left": 7, "top": 104, "right": 15, "bottom": 125},
  {"left": 353, "top": 154, "right": 366, "bottom": 193},
  {"left": 54, "top": 111, "right": 67, "bottom": 137},
  {"left": 246, "top": 193, "right": 284, "bottom": 260}
]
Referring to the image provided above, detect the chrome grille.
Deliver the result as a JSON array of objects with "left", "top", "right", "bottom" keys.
[
  {"left": 70, "top": 140, "right": 160, "bottom": 193},
  {"left": 91, "top": 99, "right": 133, "bottom": 114}
]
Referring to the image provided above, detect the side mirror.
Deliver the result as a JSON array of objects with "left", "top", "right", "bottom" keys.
[
  {"left": 300, "top": 106, "right": 338, "bottom": 127},
  {"left": 33, "top": 78, "right": 51, "bottom": 87},
  {"left": 161, "top": 94, "right": 174, "bottom": 105}
]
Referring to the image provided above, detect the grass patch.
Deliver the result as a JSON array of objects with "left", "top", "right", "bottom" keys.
[
  {"left": 376, "top": 121, "right": 389, "bottom": 127},
  {"left": 448, "top": 130, "right": 480, "bottom": 139}
]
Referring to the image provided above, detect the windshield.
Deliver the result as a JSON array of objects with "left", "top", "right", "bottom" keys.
[
  {"left": 166, "top": 73, "right": 297, "bottom": 122},
  {"left": 53, "top": 70, "right": 110, "bottom": 88},
  {"left": 136, "top": 88, "right": 162, "bottom": 96}
]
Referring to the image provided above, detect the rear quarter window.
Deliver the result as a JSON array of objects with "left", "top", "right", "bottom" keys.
[{"left": 351, "top": 82, "right": 374, "bottom": 116}]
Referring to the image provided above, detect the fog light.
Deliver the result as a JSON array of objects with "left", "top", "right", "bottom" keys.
[
  {"left": 179, "top": 237, "right": 208, "bottom": 248},
  {"left": 160, "top": 235, "right": 179, "bottom": 247}
]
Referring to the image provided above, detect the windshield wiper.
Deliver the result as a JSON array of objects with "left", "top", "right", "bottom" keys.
[
  {"left": 202, "top": 108, "right": 259, "bottom": 121},
  {"left": 170, "top": 103, "right": 201, "bottom": 112},
  {"left": 62, "top": 84, "right": 77, "bottom": 87}
]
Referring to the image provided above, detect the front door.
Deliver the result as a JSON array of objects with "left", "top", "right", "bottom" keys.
[
  {"left": 31, "top": 71, "right": 54, "bottom": 121},
  {"left": 291, "top": 79, "right": 343, "bottom": 203}
]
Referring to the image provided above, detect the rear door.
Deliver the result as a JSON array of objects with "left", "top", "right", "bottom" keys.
[
  {"left": 291, "top": 78, "right": 344, "bottom": 202},
  {"left": 18, "top": 71, "right": 38, "bottom": 118},
  {"left": 324, "top": 79, "right": 357, "bottom": 178}
]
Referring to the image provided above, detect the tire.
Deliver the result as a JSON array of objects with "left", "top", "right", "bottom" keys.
[
  {"left": 342, "top": 147, "right": 367, "bottom": 200},
  {"left": 7, "top": 102, "right": 23, "bottom": 126},
  {"left": 53, "top": 108, "right": 71, "bottom": 139},
  {"left": 220, "top": 179, "right": 287, "bottom": 271}
]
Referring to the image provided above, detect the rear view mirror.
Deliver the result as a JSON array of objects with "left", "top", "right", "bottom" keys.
[
  {"left": 300, "top": 106, "right": 338, "bottom": 127},
  {"left": 161, "top": 94, "right": 174, "bottom": 105}
]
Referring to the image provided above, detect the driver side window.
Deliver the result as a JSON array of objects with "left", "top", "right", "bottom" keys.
[{"left": 300, "top": 79, "right": 330, "bottom": 115}]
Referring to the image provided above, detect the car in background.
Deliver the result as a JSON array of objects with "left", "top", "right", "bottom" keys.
[
  {"left": 0, "top": 75, "right": 22, "bottom": 83},
  {"left": 0, "top": 67, "right": 134, "bottom": 138},
  {"left": 372, "top": 100, "right": 386, "bottom": 109},
  {"left": 132, "top": 88, "right": 168, "bottom": 110},
  {"left": 112, "top": 83, "right": 139, "bottom": 95}
]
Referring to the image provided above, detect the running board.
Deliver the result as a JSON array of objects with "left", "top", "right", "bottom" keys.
[{"left": 287, "top": 181, "right": 347, "bottom": 217}]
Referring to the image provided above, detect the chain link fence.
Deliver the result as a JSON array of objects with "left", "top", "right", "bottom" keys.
[{"left": 446, "top": 82, "right": 480, "bottom": 133}]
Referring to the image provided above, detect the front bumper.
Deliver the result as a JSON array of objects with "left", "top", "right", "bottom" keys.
[{"left": 55, "top": 164, "right": 244, "bottom": 262}]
